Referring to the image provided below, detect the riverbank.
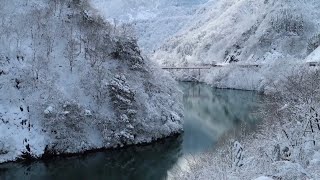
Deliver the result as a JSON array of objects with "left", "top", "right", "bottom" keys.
[
  {"left": 0, "top": 82, "right": 264, "bottom": 180},
  {"left": 174, "top": 117, "right": 320, "bottom": 179},
  {"left": 0, "top": 132, "right": 182, "bottom": 165},
  {"left": 163, "top": 62, "right": 316, "bottom": 93},
  {"left": 173, "top": 70, "right": 320, "bottom": 180},
  {"left": 0, "top": 134, "right": 184, "bottom": 180}
]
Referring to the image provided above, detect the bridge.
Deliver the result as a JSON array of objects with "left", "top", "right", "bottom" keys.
[
  {"left": 161, "top": 66, "right": 212, "bottom": 80},
  {"left": 161, "top": 66, "right": 212, "bottom": 70},
  {"left": 161, "top": 64, "right": 261, "bottom": 79},
  {"left": 161, "top": 64, "right": 261, "bottom": 70},
  {"left": 161, "top": 62, "right": 319, "bottom": 79}
]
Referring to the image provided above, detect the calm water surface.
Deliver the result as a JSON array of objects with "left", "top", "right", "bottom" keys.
[{"left": 0, "top": 82, "right": 264, "bottom": 180}]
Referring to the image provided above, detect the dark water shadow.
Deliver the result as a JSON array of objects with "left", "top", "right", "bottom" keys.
[{"left": 0, "top": 135, "right": 183, "bottom": 180}]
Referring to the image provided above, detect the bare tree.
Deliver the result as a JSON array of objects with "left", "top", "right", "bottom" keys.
[
  {"left": 119, "top": 23, "right": 136, "bottom": 38},
  {"left": 44, "top": 33, "right": 55, "bottom": 61},
  {"left": 263, "top": 68, "right": 320, "bottom": 149},
  {"left": 65, "top": 25, "right": 81, "bottom": 72},
  {"left": 93, "top": 62, "right": 108, "bottom": 104},
  {"left": 65, "top": 38, "right": 81, "bottom": 72}
]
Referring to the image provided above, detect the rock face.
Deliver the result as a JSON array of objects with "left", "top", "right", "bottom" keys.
[{"left": 0, "top": 0, "right": 183, "bottom": 163}]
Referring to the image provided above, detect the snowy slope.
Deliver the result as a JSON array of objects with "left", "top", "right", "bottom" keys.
[
  {"left": 152, "top": 0, "right": 320, "bottom": 90},
  {"left": 90, "top": 0, "right": 210, "bottom": 53},
  {"left": 0, "top": 0, "right": 183, "bottom": 163},
  {"left": 305, "top": 46, "right": 320, "bottom": 63}
]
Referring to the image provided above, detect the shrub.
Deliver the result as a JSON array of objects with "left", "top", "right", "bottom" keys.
[
  {"left": 307, "top": 33, "right": 320, "bottom": 54},
  {"left": 271, "top": 9, "right": 304, "bottom": 35}
]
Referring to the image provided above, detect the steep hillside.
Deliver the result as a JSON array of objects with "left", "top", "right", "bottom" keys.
[
  {"left": 153, "top": 0, "right": 320, "bottom": 90},
  {"left": 0, "top": 0, "right": 183, "bottom": 163},
  {"left": 90, "top": 0, "right": 210, "bottom": 53}
]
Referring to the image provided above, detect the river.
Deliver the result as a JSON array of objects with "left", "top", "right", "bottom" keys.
[{"left": 0, "top": 82, "right": 264, "bottom": 180}]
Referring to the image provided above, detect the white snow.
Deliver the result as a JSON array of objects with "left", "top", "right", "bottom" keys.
[
  {"left": 84, "top": 109, "right": 92, "bottom": 116},
  {"left": 2, "top": 0, "right": 320, "bottom": 179},
  {"left": 310, "top": 152, "right": 320, "bottom": 165},
  {"left": 44, "top": 106, "right": 54, "bottom": 115},
  {"left": 90, "top": 0, "right": 210, "bottom": 53},
  {"left": 254, "top": 176, "right": 273, "bottom": 180},
  {"left": 305, "top": 46, "right": 320, "bottom": 63},
  {"left": 151, "top": 0, "right": 320, "bottom": 91},
  {"left": 0, "top": 0, "right": 183, "bottom": 163}
]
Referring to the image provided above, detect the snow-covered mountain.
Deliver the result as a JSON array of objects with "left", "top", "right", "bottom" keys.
[
  {"left": 152, "top": 0, "right": 320, "bottom": 90},
  {"left": 90, "top": 0, "right": 210, "bottom": 53},
  {"left": 90, "top": 0, "right": 208, "bottom": 22},
  {"left": 0, "top": 0, "right": 183, "bottom": 163}
]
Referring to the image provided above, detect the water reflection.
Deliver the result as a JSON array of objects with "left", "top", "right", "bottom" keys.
[
  {"left": 0, "top": 136, "right": 182, "bottom": 180},
  {"left": 0, "top": 82, "right": 263, "bottom": 180},
  {"left": 181, "top": 82, "right": 262, "bottom": 153}
]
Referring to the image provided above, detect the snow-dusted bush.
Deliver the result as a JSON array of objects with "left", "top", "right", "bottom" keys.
[
  {"left": 110, "top": 37, "right": 145, "bottom": 70},
  {"left": 106, "top": 74, "right": 136, "bottom": 145},
  {"left": 307, "top": 33, "right": 320, "bottom": 54},
  {"left": 262, "top": 68, "right": 320, "bottom": 165},
  {"left": 232, "top": 141, "right": 244, "bottom": 168},
  {"left": 0, "top": 141, "right": 8, "bottom": 155},
  {"left": 270, "top": 9, "right": 304, "bottom": 35},
  {"left": 43, "top": 102, "right": 93, "bottom": 153}
]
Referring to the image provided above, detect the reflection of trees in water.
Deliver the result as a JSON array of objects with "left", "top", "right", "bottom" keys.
[
  {"left": 181, "top": 82, "right": 262, "bottom": 124},
  {"left": 175, "top": 82, "right": 265, "bottom": 156},
  {"left": 180, "top": 82, "right": 264, "bottom": 147},
  {"left": 182, "top": 82, "right": 203, "bottom": 98},
  {"left": 0, "top": 135, "right": 183, "bottom": 180}
]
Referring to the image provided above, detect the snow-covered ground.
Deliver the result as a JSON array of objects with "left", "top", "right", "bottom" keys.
[
  {"left": 0, "top": 0, "right": 183, "bottom": 163},
  {"left": 152, "top": 0, "right": 320, "bottom": 91}
]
